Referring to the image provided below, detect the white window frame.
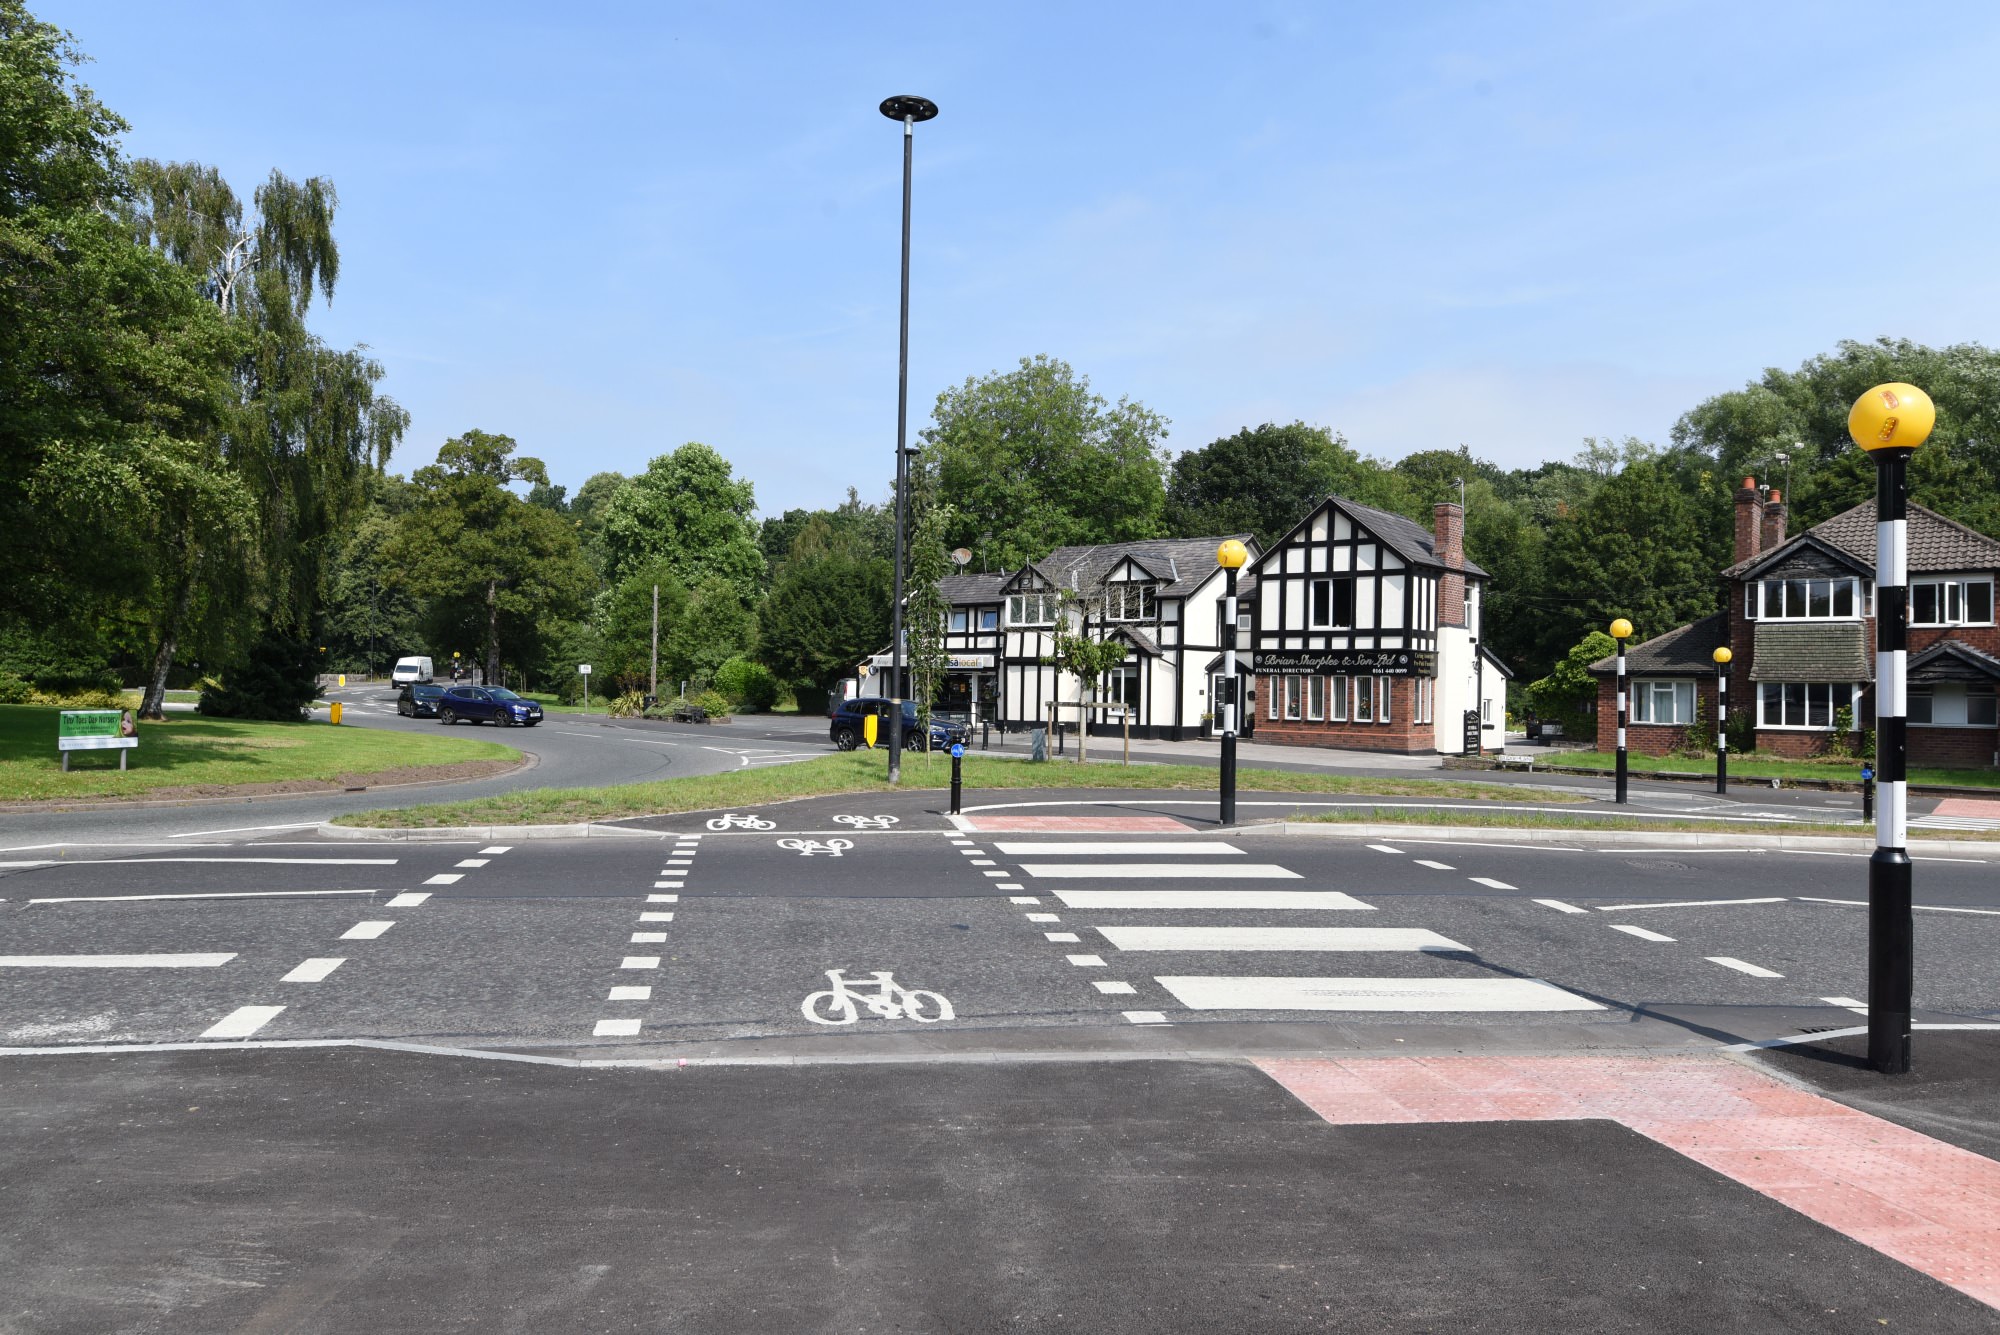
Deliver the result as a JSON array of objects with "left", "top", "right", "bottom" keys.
[
  {"left": 1306, "top": 675, "right": 1324, "bottom": 721},
  {"left": 1754, "top": 577, "right": 1865, "bottom": 621},
  {"left": 1911, "top": 578, "right": 1996, "bottom": 627},
  {"left": 1910, "top": 681, "right": 2000, "bottom": 727},
  {"left": 1008, "top": 593, "right": 1056, "bottom": 626},
  {"left": 1106, "top": 582, "right": 1156, "bottom": 622},
  {"left": 1282, "top": 676, "right": 1303, "bottom": 721},
  {"left": 1631, "top": 679, "right": 1695, "bottom": 725},
  {"left": 1267, "top": 677, "right": 1279, "bottom": 720},
  {"left": 1353, "top": 676, "right": 1374, "bottom": 723},
  {"left": 1329, "top": 675, "right": 1348, "bottom": 722},
  {"left": 1378, "top": 676, "right": 1391, "bottom": 723},
  {"left": 978, "top": 608, "right": 999, "bottom": 631},
  {"left": 1757, "top": 681, "right": 1857, "bottom": 730},
  {"left": 948, "top": 609, "right": 969, "bottom": 633}
]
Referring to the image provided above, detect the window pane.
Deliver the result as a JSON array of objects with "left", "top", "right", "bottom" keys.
[
  {"left": 1913, "top": 583, "right": 1940, "bottom": 625},
  {"left": 1833, "top": 582, "right": 1854, "bottom": 617},
  {"left": 1332, "top": 578, "right": 1355, "bottom": 627},
  {"left": 1354, "top": 677, "right": 1373, "bottom": 722},
  {"left": 1310, "top": 581, "right": 1330, "bottom": 626},
  {"left": 1948, "top": 582, "right": 1963, "bottom": 623},
  {"left": 1306, "top": 676, "right": 1323, "bottom": 721},
  {"left": 1284, "top": 677, "right": 1301, "bottom": 720},
  {"left": 1331, "top": 676, "right": 1347, "bottom": 721},
  {"left": 1764, "top": 581, "right": 1782, "bottom": 617},
  {"left": 1969, "top": 687, "right": 1997, "bottom": 727},
  {"left": 1807, "top": 683, "right": 1831, "bottom": 727},
  {"left": 1783, "top": 683, "right": 1806, "bottom": 726},
  {"left": 1674, "top": 681, "right": 1694, "bottom": 723},
  {"left": 1786, "top": 580, "right": 1809, "bottom": 617},
  {"left": 1970, "top": 582, "right": 1995, "bottom": 624},
  {"left": 1809, "top": 581, "right": 1831, "bottom": 618},
  {"left": 1760, "top": 683, "right": 1782, "bottom": 725},
  {"left": 1909, "top": 687, "right": 1934, "bottom": 724},
  {"left": 1379, "top": 677, "right": 1391, "bottom": 723}
]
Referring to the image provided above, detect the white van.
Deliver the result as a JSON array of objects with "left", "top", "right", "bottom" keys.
[{"left": 391, "top": 656, "right": 434, "bottom": 686}]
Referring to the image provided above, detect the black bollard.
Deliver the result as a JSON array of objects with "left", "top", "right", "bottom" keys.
[
  {"left": 949, "top": 744, "right": 963, "bottom": 815},
  {"left": 1861, "top": 765, "right": 1874, "bottom": 824}
]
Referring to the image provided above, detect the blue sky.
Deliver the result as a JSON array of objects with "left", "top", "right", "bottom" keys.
[{"left": 43, "top": 1, "right": 2000, "bottom": 516}]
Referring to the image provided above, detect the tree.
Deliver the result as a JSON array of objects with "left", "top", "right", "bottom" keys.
[
  {"left": 923, "top": 355, "right": 1169, "bottom": 568},
  {"left": 597, "top": 560, "right": 689, "bottom": 695},
  {"left": 1525, "top": 630, "right": 1616, "bottom": 736},
  {"left": 756, "top": 517, "right": 893, "bottom": 700},
  {"left": 904, "top": 490, "right": 956, "bottom": 736},
  {"left": 321, "top": 476, "right": 423, "bottom": 673},
  {"left": 1166, "top": 422, "right": 1414, "bottom": 544},
  {"left": 568, "top": 469, "right": 625, "bottom": 582},
  {"left": 387, "top": 430, "right": 591, "bottom": 684},
  {"left": 664, "top": 576, "right": 756, "bottom": 688},
  {"left": 598, "top": 444, "right": 764, "bottom": 598}
]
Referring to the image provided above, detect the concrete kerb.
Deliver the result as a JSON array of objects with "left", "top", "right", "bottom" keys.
[
  {"left": 1274, "top": 820, "right": 2000, "bottom": 858},
  {"left": 314, "top": 820, "right": 665, "bottom": 841}
]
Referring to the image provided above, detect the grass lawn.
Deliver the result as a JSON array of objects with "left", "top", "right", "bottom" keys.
[
  {"left": 332, "top": 751, "right": 1582, "bottom": 827},
  {"left": 1543, "top": 749, "right": 1999, "bottom": 788},
  {"left": 0, "top": 705, "right": 520, "bottom": 802},
  {"left": 117, "top": 689, "right": 199, "bottom": 706}
]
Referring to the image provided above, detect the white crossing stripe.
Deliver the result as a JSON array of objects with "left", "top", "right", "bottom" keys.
[
  {"left": 971, "top": 860, "right": 996, "bottom": 867},
  {"left": 593, "top": 1018, "right": 641, "bottom": 1037},
  {"left": 984, "top": 871, "right": 1009, "bottom": 878},
  {"left": 1534, "top": 899, "right": 1588, "bottom": 914},
  {"left": 1413, "top": 860, "right": 1455, "bottom": 870},
  {"left": 621, "top": 956, "right": 660, "bottom": 969},
  {"left": 386, "top": 892, "right": 431, "bottom": 907},
  {"left": 1066, "top": 954, "right": 1106, "bottom": 966},
  {"left": 639, "top": 912, "right": 674, "bottom": 922},
  {"left": 1468, "top": 877, "right": 1517, "bottom": 890},
  {"left": 455, "top": 859, "right": 489, "bottom": 868},
  {"left": 1708, "top": 956, "right": 1784, "bottom": 978},
  {"left": 1009, "top": 896, "right": 1040, "bottom": 904},
  {"left": 479, "top": 846, "right": 512, "bottom": 854},
  {"left": 0, "top": 953, "right": 235, "bottom": 968},
  {"left": 654, "top": 881, "right": 683, "bottom": 889},
  {"left": 647, "top": 894, "right": 679, "bottom": 903},
  {"left": 1026, "top": 913, "right": 1061, "bottom": 922},
  {"left": 1020, "top": 864, "right": 1300, "bottom": 880},
  {"left": 991, "top": 842, "right": 1246, "bottom": 856},
  {"left": 997, "top": 883, "right": 1023, "bottom": 890},
  {"left": 1094, "top": 981, "right": 1137, "bottom": 994},
  {"left": 1095, "top": 926, "right": 1469, "bottom": 953},
  {"left": 608, "top": 986, "right": 651, "bottom": 1001},
  {"left": 281, "top": 958, "right": 345, "bottom": 982},
  {"left": 340, "top": 921, "right": 394, "bottom": 940},
  {"left": 201, "top": 1005, "right": 286, "bottom": 1038},
  {"left": 1124, "top": 1010, "right": 1170, "bottom": 1025},
  {"left": 1055, "top": 890, "right": 1373, "bottom": 911},
  {"left": 1155, "top": 976, "right": 1604, "bottom": 1012},
  {"left": 1045, "top": 931, "right": 1081, "bottom": 942},
  {"left": 1610, "top": 925, "right": 1676, "bottom": 943},
  {"left": 1365, "top": 845, "right": 1405, "bottom": 854},
  {"left": 424, "top": 874, "right": 462, "bottom": 886},
  {"left": 631, "top": 932, "right": 667, "bottom": 943}
]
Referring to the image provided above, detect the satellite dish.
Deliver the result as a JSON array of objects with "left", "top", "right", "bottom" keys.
[{"left": 950, "top": 548, "right": 973, "bottom": 568}]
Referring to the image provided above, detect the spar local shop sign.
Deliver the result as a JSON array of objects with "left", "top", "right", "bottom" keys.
[{"left": 59, "top": 709, "right": 137, "bottom": 771}]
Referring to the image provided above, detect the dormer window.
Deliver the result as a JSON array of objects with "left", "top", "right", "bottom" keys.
[
  {"left": 1105, "top": 583, "right": 1156, "bottom": 621},
  {"left": 1008, "top": 593, "right": 1057, "bottom": 626}
]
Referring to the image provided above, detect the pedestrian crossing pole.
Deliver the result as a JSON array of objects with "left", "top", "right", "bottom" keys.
[
  {"left": 1712, "top": 646, "right": 1732, "bottom": 795},
  {"left": 1851, "top": 381, "right": 1934, "bottom": 1075},
  {"left": 1610, "top": 618, "right": 1633, "bottom": 804},
  {"left": 1216, "top": 540, "right": 1249, "bottom": 827}
]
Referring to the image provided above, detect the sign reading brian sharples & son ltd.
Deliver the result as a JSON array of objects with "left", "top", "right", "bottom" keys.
[{"left": 1254, "top": 650, "right": 1437, "bottom": 677}]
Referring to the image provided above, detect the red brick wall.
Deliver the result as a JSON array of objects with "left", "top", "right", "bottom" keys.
[
  {"left": 1593, "top": 678, "right": 1722, "bottom": 756},
  {"left": 1434, "top": 503, "right": 1465, "bottom": 628},
  {"left": 1733, "top": 479, "right": 1762, "bottom": 566},
  {"left": 1257, "top": 676, "right": 1435, "bottom": 754},
  {"left": 1910, "top": 727, "right": 2000, "bottom": 769}
]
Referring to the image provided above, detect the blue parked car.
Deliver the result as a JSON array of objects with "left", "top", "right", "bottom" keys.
[
  {"left": 437, "top": 685, "right": 543, "bottom": 727},
  {"left": 828, "top": 697, "right": 965, "bottom": 752}
]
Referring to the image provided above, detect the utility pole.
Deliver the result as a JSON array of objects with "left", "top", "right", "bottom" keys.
[{"left": 650, "top": 583, "right": 659, "bottom": 704}]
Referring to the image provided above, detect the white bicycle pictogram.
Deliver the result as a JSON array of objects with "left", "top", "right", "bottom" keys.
[
  {"left": 706, "top": 812, "right": 776, "bottom": 831},
  {"left": 801, "top": 970, "right": 955, "bottom": 1025},
  {"left": 832, "top": 814, "right": 900, "bottom": 830},
  {"left": 776, "top": 837, "right": 853, "bottom": 857}
]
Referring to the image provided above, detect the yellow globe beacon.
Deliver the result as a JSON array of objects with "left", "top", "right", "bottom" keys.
[
  {"left": 1848, "top": 382, "right": 1935, "bottom": 452},
  {"left": 1713, "top": 646, "right": 1733, "bottom": 665},
  {"left": 1216, "top": 539, "right": 1249, "bottom": 569},
  {"left": 1609, "top": 618, "right": 1634, "bottom": 640}
]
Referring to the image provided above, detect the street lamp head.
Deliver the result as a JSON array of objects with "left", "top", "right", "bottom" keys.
[
  {"left": 879, "top": 95, "right": 939, "bottom": 123},
  {"left": 1849, "top": 382, "right": 1935, "bottom": 453},
  {"left": 1609, "top": 617, "right": 1634, "bottom": 640},
  {"left": 1216, "top": 539, "right": 1249, "bottom": 570},
  {"left": 1713, "top": 646, "right": 1733, "bottom": 665}
]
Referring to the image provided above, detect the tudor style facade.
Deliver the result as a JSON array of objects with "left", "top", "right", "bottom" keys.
[
  {"left": 1591, "top": 478, "right": 2000, "bottom": 767},
  {"left": 1247, "top": 498, "right": 1507, "bottom": 755}
]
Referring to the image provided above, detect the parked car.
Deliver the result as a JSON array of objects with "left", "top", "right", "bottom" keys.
[
  {"left": 828, "top": 697, "right": 967, "bottom": 752},
  {"left": 437, "top": 685, "right": 543, "bottom": 727},
  {"left": 397, "top": 683, "right": 445, "bottom": 718}
]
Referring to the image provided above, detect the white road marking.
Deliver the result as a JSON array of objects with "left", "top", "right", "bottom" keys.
[
  {"left": 593, "top": 1018, "right": 641, "bottom": 1037},
  {"left": 1365, "top": 844, "right": 1405, "bottom": 854},
  {"left": 1025, "top": 913, "right": 1061, "bottom": 922},
  {"left": 386, "top": 892, "right": 431, "bottom": 907},
  {"left": 1009, "top": 896, "right": 1040, "bottom": 904},
  {"left": 201, "top": 1006, "right": 285, "bottom": 1038},
  {"left": 951, "top": 840, "right": 973, "bottom": 846},
  {"left": 621, "top": 956, "right": 660, "bottom": 969},
  {"left": 608, "top": 986, "right": 651, "bottom": 1001},
  {"left": 1707, "top": 956, "right": 1784, "bottom": 978},
  {"left": 1154, "top": 976, "right": 1604, "bottom": 1012},
  {"left": 647, "top": 894, "right": 679, "bottom": 903},
  {"left": 1797, "top": 896, "right": 1868, "bottom": 905},
  {"left": 1910, "top": 903, "right": 2000, "bottom": 917},
  {"left": 1019, "top": 864, "right": 1301, "bottom": 880},
  {"left": 958, "top": 848, "right": 981, "bottom": 855},
  {"left": 29, "top": 889, "right": 379, "bottom": 905},
  {"left": 639, "top": 912, "right": 674, "bottom": 922},
  {"left": 1823, "top": 996, "right": 1869, "bottom": 1013},
  {"left": 340, "top": 921, "right": 394, "bottom": 940},
  {"left": 666, "top": 859, "right": 692, "bottom": 866},
  {"left": 983, "top": 871, "right": 1008, "bottom": 878},
  {"left": 1044, "top": 931, "right": 1081, "bottom": 942},
  {"left": 1596, "top": 897, "right": 1787, "bottom": 911},
  {"left": 1468, "top": 877, "right": 1518, "bottom": 890},
  {"left": 1533, "top": 899, "right": 1588, "bottom": 914},
  {"left": 1413, "top": 860, "right": 1456, "bottom": 871},
  {"left": 1123, "top": 1011, "right": 1171, "bottom": 1025},
  {"left": 1096, "top": 926, "right": 1469, "bottom": 953},
  {"left": 1051, "top": 889, "right": 1374, "bottom": 911},
  {"left": 0, "top": 953, "right": 235, "bottom": 968},
  {"left": 1610, "top": 925, "right": 1676, "bottom": 943},
  {"left": 480, "top": 846, "right": 513, "bottom": 854},
  {"left": 455, "top": 859, "right": 489, "bottom": 869},
  {"left": 166, "top": 822, "right": 321, "bottom": 839},
  {"left": 654, "top": 882, "right": 683, "bottom": 890},
  {"left": 990, "top": 842, "right": 1246, "bottom": 856},
  {"left": 424, "top": 874, "right": 462, "bottom": 886},
  {"left": 281, "top": 958, "right": 345, "bottom": 983},
  {"left": 997, "top": 883, "right": 1023, "bottom": 890},
  {"left": 1094, "top": 981, "right": 1137, "bottom": 994},
  {"left": 630, "top": 932, "right": 668, "bottom": 943},
  {"left": 100, "top": 857, "right": 397, "bottom": 866}
]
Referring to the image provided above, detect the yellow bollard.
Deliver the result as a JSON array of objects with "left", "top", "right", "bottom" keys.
[
  {"left": 338, "top": 674, "right": 346, "bottom": 688},
  {"left": 863, "top": 713, "right": 878, "bottom": 749},
  {"left": 330, "top": 701, "right": 343, "bottom": 725}
]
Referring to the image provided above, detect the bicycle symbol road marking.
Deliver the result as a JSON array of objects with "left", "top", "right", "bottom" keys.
[
  {"left": 801, "top": 970, "right": 955, "bottom": 1025},
  {"left": 776, "top": 838, "right": 854, "bottom": 857},
  {"left": 706, "top": 812, "right": 776, "bottom": 830},
  {"left": 832, "top": 814, "right": 899, "bottom": 830}
]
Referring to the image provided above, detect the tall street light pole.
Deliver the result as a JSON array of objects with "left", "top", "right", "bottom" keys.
[
  {"left": 880, "top": 94, "right": 939, "bottom": 786},
  {"left": 1850, "top": 381, "right": 1934, "bottom": 1075},
  {"left": 1216, "top": 540, "right": 1249, "bottom": 826},
  {"left": 1610, "top": 618, "right": 1633, "bottom": 804}
]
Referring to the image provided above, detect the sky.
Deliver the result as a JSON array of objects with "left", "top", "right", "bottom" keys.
[{"left": 40, "top": 1, "right": 2000, "bottom": 518}]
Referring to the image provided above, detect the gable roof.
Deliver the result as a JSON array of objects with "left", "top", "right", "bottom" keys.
[
  {"left": 1029, "top": 535, "right": 1258, "bottom": 600},
  {"left": 1587, "top": 614, "right": 1728, "bottom": 676},
  {"left": 1258, "top": 496, "right": 1490, "bottom": 579},
  {"left": 1726, "top": 501, "right": 2000, "bottom": 578},
  {"left": 1909, "top": 639, "right": 2000, "bottom": 683},
  {"left": 938, "top": 573, "right": 1004, "bottom": 606}
]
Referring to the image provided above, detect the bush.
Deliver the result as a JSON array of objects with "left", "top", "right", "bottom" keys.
[
  {"left": 31, "top": 688, "right": 125, "bottom": 709},
  {"left": 0, "top": 673, "right": 32, "bottom": 704},
  {"left": 715, "top": 656, "right": 780, "bottom": 711},
  {"left": 692, "top": 688, "right": 732, "bottom": 718},
  {"left": 607, "top": 691, "right": 646, "bottom": 719},
  {"left": 197, "top": 634, "right": 319, "bottom": 721}
]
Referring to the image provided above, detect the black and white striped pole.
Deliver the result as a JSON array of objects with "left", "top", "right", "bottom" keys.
[
  {"left": 1217, "top": 540, "right": 1249, "bottom": 827},
  {"left": 1713, "top": 646, "right": 1732, "bottom": 795},
  {"left": 1610, "top": 618, "right": 1633, "bottom": 804},
  {"left": 1851, "top": 381, "right": 1935, "bottom": 1076}
]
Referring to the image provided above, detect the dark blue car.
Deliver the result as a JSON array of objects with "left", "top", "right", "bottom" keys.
[
  {"left": 828, "top": 697, "right": 965, "bottom": 751},
  {"left": 437, "top": 685, "right": 543, "bottom": 727}
]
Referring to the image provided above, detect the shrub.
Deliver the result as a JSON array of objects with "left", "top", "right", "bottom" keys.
[
  {"left": 30, "top": 688, "right": 125, "bottom": 709},
  {"left": 0, "top": 673, "right": 32, "bottom": 704},
  {"left": 715, "top": 656, "right": 780, "bottom": 710},
  {"left": 692, "top": 688, "right": 732, "bottom": 718},
  {"left": 197, "top": 635, "right": 319, "bottom": 721},
  {"left": 607, "top": 691, "right": 646, "bottom": 719}
]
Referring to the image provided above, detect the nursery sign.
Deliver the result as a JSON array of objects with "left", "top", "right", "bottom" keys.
[{"left": 58, "top": 711, "right": 132, "bottom": 751}]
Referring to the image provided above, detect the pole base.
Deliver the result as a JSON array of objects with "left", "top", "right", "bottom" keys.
[{"left": 1867, "top": 846, "right": 1913, "bottom": 1075}]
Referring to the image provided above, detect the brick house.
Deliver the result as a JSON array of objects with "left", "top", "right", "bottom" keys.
[{"left": 1590, "top": 478, "right": 2000, "bottom": 767}]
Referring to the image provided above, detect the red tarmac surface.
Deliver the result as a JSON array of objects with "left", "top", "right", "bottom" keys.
[
  {"left": 1933, "top": 797, "right": 2000, "bottom": 818},
  {"left": 1260, "top": 1053, "right": 2000, "bottom": 1311}
]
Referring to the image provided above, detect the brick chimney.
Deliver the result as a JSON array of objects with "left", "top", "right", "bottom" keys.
[
  {"left": 1760, "top": 489, "right": 1788, "bottom": 553},
  {"left": 1434, "top": 502, "right": 1465, "bottom": 628},
  {"left": 1733, "top": 476, "right": 1762, "bottom": 566}
]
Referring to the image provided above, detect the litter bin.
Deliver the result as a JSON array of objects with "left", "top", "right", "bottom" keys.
[{"left": 1030, "top": 727, "right": 1047, "bottom": 762}]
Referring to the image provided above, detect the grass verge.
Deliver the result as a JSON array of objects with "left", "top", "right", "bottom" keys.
[
  {"left": 331, "top": 751, "right": 1583, "bottom": 828},
  {"left": 0, "top": 705, "right": 519, "bottom": 802},
  {"left": 1287, "top": 805, "right": 1980, "bottom": 839},
  {"left": 1542, "top": 749, "right": 1998, "bottom": 788}
]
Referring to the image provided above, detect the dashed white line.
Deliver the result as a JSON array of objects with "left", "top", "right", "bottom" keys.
[
  {"left": 480, "top": 846, "right": 513, "bottom": 854},
  {"left": 1413, "top": 860, "right": 1456, "bottom": 871},
  {"left": 281, "top": 958, "right": 345, "bottom": 983},
  {"left": 593, "top": 1018, "right": 641, "bottom": 1037},
  {"left": 997, "top": 883, "right": 1024, "bottom": 890},
  {"left": 654, "top": 882, "right": 683, "bottom": 890},
  {"left": 621, "top": 956, "right": 660, "bottom": 969},
  {"left": 1365, "top": 845, "right": 1405, "bottom": 854},
  {"left": 29, "top": 889, "right": 378, "bottom": 905},
  {"left": 639, "top": 912, "right": 674, "bottom": 922},
  {"left": 0, "top": 953, "right": 235, "bottom": 968},
  {"left": 424, "top": 874, "right": 462, "bottom": 886},
  {"left": 1010, "top": 896, "right": 1040, "bottom": 904},
  {"left": 455, "top": 859, "right": 490, "bottom": 869},
  {"left": 647, "top": 894, "right": 679, "bottom": 903},
  {"left": 1094, "top": 981, "right": 1137, "bottom": 995},
  {"left": 201, "top": 1006, "right": 284, "bottom": 1039},
  {"left": 608, "top": 986, "right": 651, "bottom": 1001},
  {"left": 630, "top": 932, "right": 668, "bottom": 943},
  {"left": 1823, "top": 996, "right": 1869, "bottom": 1013},
  {"left": 1468, "top": 877, "right": 1517, "bottom": 890},
  {"left": 1123, "top": 1010, "right": 1170, "bottom": 1025},
  {"left": 340, "top": 921, "right": 394, "bottom": 940},
  {"left": 1707, "top": 956, "right": 1784, "bottom": 978},
  {"left": 1610, "top": 925, "right": 1676, "bottom": 943},
  {"left": 1596, "top": 897, "right": 1786, "bottom": 911},
  {"left": 385, "top": 892, "right": 431, "bottom": 908},
  {"left": 1044, "top": 931, "right": 1081, "bottom": 943},
  {"left": 1025, "top": 913, "right": 1061, "bottom": 923},
  {"left": 1066, "top": 955, "right": 1106, "bottom": 967},
  {"left": 1534, "top": 899, "right": 1588, "bottom": 914}
]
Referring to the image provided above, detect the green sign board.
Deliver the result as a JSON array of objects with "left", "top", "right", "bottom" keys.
[{"left": 59, "top": 710, "right": 136, "bottom": 752}]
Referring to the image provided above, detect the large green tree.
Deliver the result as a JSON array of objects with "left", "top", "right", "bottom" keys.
[
  {"left": 923, "top": 355, "right": 1169, "bottom": 568},
  {"left": 756, "top": 516, "right": 892, "bottom": 700},
  {"left": 1166, "top": 422, "right": 1414, "bottom": 544},
  {"left": 598, "top": 444, "right": 763, "bottom": 598}
]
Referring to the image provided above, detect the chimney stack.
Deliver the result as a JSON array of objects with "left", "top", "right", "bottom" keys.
[
  {"left": 1761, "top": 489, "right": 1788, "bottom": 554},
  {"left": 1733, "top": 476, "right": 1762, "bottom": 566},
  {"left": 1434, "top": 502, "right": 1466, "bottom": 628}
]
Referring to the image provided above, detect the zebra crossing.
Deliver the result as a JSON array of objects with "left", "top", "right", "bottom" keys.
[{"left": 985, "top": 836, "right": 1603, "bottom": 1022}]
